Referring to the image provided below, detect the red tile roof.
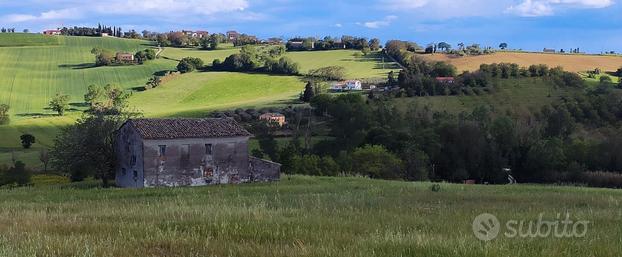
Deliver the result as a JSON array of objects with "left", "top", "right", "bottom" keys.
[{"left": 126, "top": 118, "right": 251, "bottom": 140}]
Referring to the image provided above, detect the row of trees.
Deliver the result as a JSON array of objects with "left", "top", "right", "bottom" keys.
[
  {"left": 91, "top": 48, "right": 156, "bottom": 66},
  {"left": 286, "top": 36, "right": 381, "bottom": 52},
  {"left": 211, "top": 45, "right": 299, "bottom": 75},
  {"left": 59, "top": 25, "right": 123, "bottom": 37}
]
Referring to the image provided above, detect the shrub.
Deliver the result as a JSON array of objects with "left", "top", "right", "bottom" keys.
[
  {"left": 0, "top": 161, "right": 32, "bottom": 187},
  {"left": 350, "top": 145, "right": 403, "bottom": 179},
  {"left": 430, "top": 184, "right": 441, "bottom": 192},
  {"left": 581, "top": 171, "right": 622, "bottom": 189},
  {"left": 177, "top": 57, "right": 204, "bottom": 73},
  {"left": 0, "top": 104, "right": 9, "bottom": 125},
  {"left": 20, "top": 134, "right": 35, "bottom": 149}
]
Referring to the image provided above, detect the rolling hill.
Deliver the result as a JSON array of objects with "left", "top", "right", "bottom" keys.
[{"left": 422, "top": 52, "right": 622, "bottom": 73}]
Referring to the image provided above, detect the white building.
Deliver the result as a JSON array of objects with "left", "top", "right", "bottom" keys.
[{"left": 345, "top": 80, "right": 362, "bottom": 90}]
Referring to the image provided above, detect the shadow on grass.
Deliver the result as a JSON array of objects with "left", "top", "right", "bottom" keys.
[{"left": 58, "top": 63, "right": 97, "bottom": 69}]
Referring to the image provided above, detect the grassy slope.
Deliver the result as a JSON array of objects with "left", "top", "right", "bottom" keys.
[
  {"left": 422, "top": 52, "right": 622, "bottom": 73},
  {"left": 130, "top": 72, "right": 304, "bottom": 117},
  {"left": 0, "top": 175, "right": 619, "bottom": 256},
  {"left": 162, "top": 47, "right": 399, "bottom": 79},
  {"left": 394, "top": 78, "right": 579, "bottom": 114},
  {"left": 0, "top": 33, "right": 62, "bottom": 47}
]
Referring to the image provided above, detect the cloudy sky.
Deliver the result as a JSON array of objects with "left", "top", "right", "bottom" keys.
[{"left": 1, "top": 0, "right": 621, "bottom": 52}]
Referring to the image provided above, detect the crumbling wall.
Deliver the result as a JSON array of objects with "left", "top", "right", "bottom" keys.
[
  {"left": 249, "top": 157, "right": 281, "bottom": 182},
  {"left": 141, "top": 136, "right": 251, "bottom": 187},
  {"left": 115, "top": 124, "right": 145, "bottom": 188}
]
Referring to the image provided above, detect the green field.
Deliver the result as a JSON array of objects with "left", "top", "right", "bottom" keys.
[
  {"left": 0, "top": 34, "right": 175, "bottom": 117},
  {"left": 0, "top": 175, "right": 619, "bottom": 256},
  {"left": 0, "top": 33, "right": 62, "bottom": 47},
  {"left": 130, "top": 72, "right": 305, "bottom": 117},
  {"left": 162, "top": 47, "right": 400, "bottom": 79},
  {"left": 393, "top": 77, "right": 580, "bottom": 114}
]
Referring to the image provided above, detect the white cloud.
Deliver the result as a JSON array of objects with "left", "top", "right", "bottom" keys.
[
  {"left": 361, "top": 15, "right": 398, "bottom": 29},
  {"left": 508, "top": 0, "right": 614, "bottom": 16},
  {"left": 4, "top": 8, "right": 82, "bottom": 23},
  {"left": 382, "top": 0, "right": 614, "bottom": 18},
  {"left": 334, "top": 23, "right": 343, "bottom": 28},
  {"left": 2, "top": 0, "right": 250, "bottom": 24}
]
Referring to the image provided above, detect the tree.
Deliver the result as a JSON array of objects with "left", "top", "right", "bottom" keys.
[
  {"left": 499, "top": 43, "right": 508, "bottom": 50},
  {"left": 39, "top": 149, "right": 49, "bottom": 173},
  {"left": 20, "top": 134, "right": 35, "bottom": 149},
  {"left": 51, "top": 110, "right": 137, "bottom": 186},
  {"left": 0, "top": 104, "right": 9, "bottom": 125},
  {"left": 369, "top": 38, "right": 381, "bottom": 51},
  {"left": 361, "top": 47, "right": 371, "bottom": 56},
  {"left": 84, "top": 84, "right": 103, "bottom": 107},
  {"left": 0, "top": 161, "right": 31, "bottom": 186},
  {"left": 437, "top": 42, "right": 451, "bottom": 52},
  {"left": 301, "top": 82, "right": 315, "bottom": 102},
  {"left": 177, "top": 57, "right": 204, "bottom": 73},
  {"left": 350, "top": 145, "right": 403, "bottom": 179},
  {"left": 308, "top": 66, "right": 346, "bottom": 81},
  {"left": 49, "top": 93, "right": 70, "bottom": 116}
]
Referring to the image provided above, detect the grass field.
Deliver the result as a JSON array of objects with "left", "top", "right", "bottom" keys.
[
  {"left": 0, "top": 33, "right": 62, "bottom": 47},
  {"left": 422, "top": 52, "right": 622, "bottom": 73},
  {"left": 394, "top": 77, "right": 580, "bottom": 114},
  {"left": 0, "top": 34, "right": 175, "bottom": 117},
  {"left": 161, "top": 47, "right": 399, "bottom": 79},
  {"left": 0, "top": 175, "right": 619, "bottom": 256},
  {"left": 130, "top": 72, "right": 305, "bottom": 117}
]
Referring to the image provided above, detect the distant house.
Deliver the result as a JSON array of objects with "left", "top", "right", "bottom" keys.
[
  {"left": 116, "top": 52, "right": 135, "bottom": 63},
  {"left": 196, "top": 31, "right": 209, "bottom": 38},
  {"left": 259, "top": 113, "right": 286, "bottom": 127},
  {"left": 227, "top": 31, "right": 240, "bottom": 41},
  {"left": 333, "top": 41, "right": 347, "bottom": 49},
  {"left": 331, "top": 80, "right": 362, "bottom": 91},
  {"left": 115, "top": 118, "right": 281, "bottom": 188},
  {"left": 543, "top": 48, "right": 556, "bottom": 53},
  {"left": 100, "top": 32, "right": 110, "bottom": 37},
  {"left": 435, "top": 77, "right": 455, "bottom": 84},
  {"left": 42, "top": 29, "right": 61, "bottom": 35},
  {"left": 287, "top": 40, "right": 314, "bottom": 50}
]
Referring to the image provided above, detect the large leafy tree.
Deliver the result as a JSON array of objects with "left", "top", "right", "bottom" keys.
[{"left": 49, "top": 93, "right": 70, "bottom": 116}]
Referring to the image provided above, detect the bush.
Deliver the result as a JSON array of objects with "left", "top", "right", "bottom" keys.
[
  {"left": 308, "top": 66, "right": 347, "bottom": 81},
  {"left": 350, "top": 145, "right": 403, "bottom": 179},
  {"left": 0, "top": 104, "right": 9, "bottom": 125},
  {"left": 0, "top": 161, "right": 32, "bottom": 187},
  {"left": 177, "top": 57, "right": 204, "bottom": 73},
  {"left": 581, "top": 171, "right": 622, "bottom": 189},
  {"left": 430, "top": 184, "right": 441, "bottom": 192}
]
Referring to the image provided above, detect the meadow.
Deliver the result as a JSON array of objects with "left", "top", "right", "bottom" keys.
[
  {"left": 0, "top": 175, "right": 619, "bottom": 256},
  {"left": 130, "top": 72, "right": 305, "bottom": 117},
  {"left": 423, "top": 52, "right": 622, "bottom": 73},
  {"left": 393, "top": 77, "right": 579, "bottom": 114}
]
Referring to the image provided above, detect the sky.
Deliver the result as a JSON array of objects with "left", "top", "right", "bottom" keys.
[{"left": 1, "top": 0, "right": 621, "bottom": 53}]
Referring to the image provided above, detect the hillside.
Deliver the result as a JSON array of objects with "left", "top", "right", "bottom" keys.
[
  {"left": 130, "top": 72, "right": 305, "bottom": 117},
  {"left": 0, "top": 34, "right": 175, "bottom": 117},
  {"left": 422, "top": 52, "right": 622, "bottom": 73},
  {"left": 0, "top": 175, "right": 619, "bottom": 256}
]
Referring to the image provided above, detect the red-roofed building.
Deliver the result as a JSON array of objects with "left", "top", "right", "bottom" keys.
[
  {"left": 435, "top": 77, "right": 455, "bottom": 84},
  {"left": 43, "top": 29, "right": 61, "bottom": 35}
]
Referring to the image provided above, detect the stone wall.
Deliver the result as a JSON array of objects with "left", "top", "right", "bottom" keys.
[{"left": 249, "top": 157, "right": 281, "bottom": 182}]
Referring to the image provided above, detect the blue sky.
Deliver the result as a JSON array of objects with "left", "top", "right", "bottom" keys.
[{"left": 1, "top": 0, "right": 621, "bottom": 53}]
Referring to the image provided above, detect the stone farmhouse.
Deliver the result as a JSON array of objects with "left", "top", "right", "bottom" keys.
[
  {"left": 116, "top": 52, "right": 135, "bottom": 63},
  {"left": 115, "top": 118, "right": 280, "bottom": 188}
]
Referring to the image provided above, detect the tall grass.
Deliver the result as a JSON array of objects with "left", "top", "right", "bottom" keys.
[{"left": 0, "top": 175, "right": 619, "bottom": 256}]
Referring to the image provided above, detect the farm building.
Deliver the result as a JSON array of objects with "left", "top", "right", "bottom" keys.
[
  {"left": 115, "top": 118, "right": 281, "bottom": 188},
  {"left": 435, "top": 77, "right": 455, "bottom": 84},
  {"left": 116, "top": 52, "right": 135, "bottom": 63},
  {"left": 42, "top": 29, "right": 61, "bottom": 35},
  {"left": 227, "top": 31, "right": 240, "bottom": 41},
  {"left": 259, "top": 113, "right": 286, "bottom": 127}
]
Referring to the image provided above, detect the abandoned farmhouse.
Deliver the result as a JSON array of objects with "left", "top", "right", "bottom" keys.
[{"left": 115, "top": 118, "right": 280, "bottom": 188}]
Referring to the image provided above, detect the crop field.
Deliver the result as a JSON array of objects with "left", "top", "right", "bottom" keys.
[
  {"left": 422, "top": 52, "right": 622, "bottom": 73},
  {"left": 0, "top": 175, "right": 618, "bottom": 256},
  {"left": 130, "top": 72, "right": 305, "bottom": 117},
  {"left": 0, "top": 33, "right": 62, "bottom": 47},
  {"left": 0, "top": 34, "right": 176, "bottom": 117}
]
